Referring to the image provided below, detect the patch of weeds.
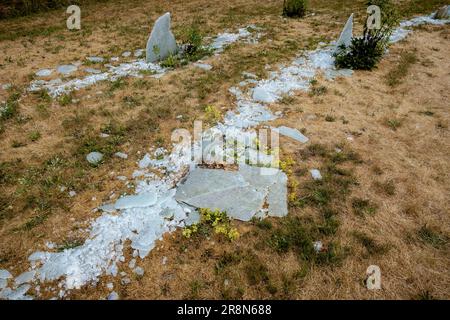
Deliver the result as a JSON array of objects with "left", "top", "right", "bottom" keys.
[
  {"left": 353, "top": 231, "right": 390, "bottom": 256},
  {"left": 386, "top": 51, "right": 418, "bottom": 86},
  {"left": 374, "top": 179, "right": 396, "bottom": 196},
  {"left": 109, "top": 78, "right": 126, "bottom": 92},
  {"left": 183, "top": 208, "right": 239, "bottom": 241},
  {"left": 352, "top": 198, "right": 378, "bottom": 217},
  {"left": 282, "top": 0, "right": 307, "bottom": 18},
  {"left": 310, "top": 85, "right": 327, "bottom": 97},
  {"left": 11, "top": 140, "right": 26, "bottom": 148},
  {"left": 252, "top": 218, "right": 273, "bottom": 230},
  {"left": 417, "top": 225, "right": 448, "bottom": 249},
  {"left": 418, "top": 111, "right": 434, "bottom": 117},
  {"left": 204, "top": 105, "right": 222, "bottom": 125},
  {"left": 384, "top": 118, "right": 402, "bottom": 131},
  {"left": 35, "top": 89, "right": 52, "bottom": 103},
  {"left": 160, "top": 54, "right": 180, "bottom": 68},
  {"left": 413, "top": 290, "right": 436, "bottom": 300},
  {"left": 244, "top": 254, "right": 269, "bottom": 285},
  {"left": 58, "top": 93, "right": 72, "bottom": 106},
  {"left": 215, "top": 250, "right": 244, "bottom": 274},
  {"left": 0, "top": 89, "right": 21, "bottom": 122},
  {"left": 325, "top": 114, "right": 336, "bottom": 122},
  {"left": 122, "top": 95, "right": 141, "bottom": 108},
  {"left": 188, "top": 280, "right": 203, "bottom": 299},
  {"left": 20, "top": 213, "right": 49, "bottom": 231},
  {"left": 57, "top": 239, "right": 83, "bottom": 252},
  {"left": 29, "top": 131, "right": 41, "bottom": 142},
  {"left": 35, "top": 104, "right": 50, "bottom": 118}
]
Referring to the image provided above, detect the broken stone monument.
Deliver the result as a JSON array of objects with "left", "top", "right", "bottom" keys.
[
  {"left": 434, "top": 5, "right": 450, "bottom": 19},
  {"left": 146, "top": 13, "right": 178, "bottom": 63},
  {"left": 175, "top": 164, "right": 288, "bottom": 222},
  {"left": 335, "top": 14, "right": 353, "bottom": 50}
]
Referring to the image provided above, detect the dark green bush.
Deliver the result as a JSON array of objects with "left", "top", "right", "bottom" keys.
[
  {"left": 334, "top": 0, "right": 399, "bottom": 70},
  {"left": 282, "top": 0, "right": 307, "bottom": 18}
]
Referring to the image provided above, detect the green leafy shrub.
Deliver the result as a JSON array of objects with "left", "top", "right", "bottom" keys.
[
  {"left": 282, "top": 0, "right": 307, "bottom": 18},
  {"left": 334, "top": 0, "right": 399, "bottom": 70}
]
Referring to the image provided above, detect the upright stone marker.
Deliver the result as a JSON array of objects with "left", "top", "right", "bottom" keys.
[
  {"left": 146, "top": 13, "right": 178, "bottom": 63},
  {"left": 336, "top": 13, "right": 354, "bottom": 50}
]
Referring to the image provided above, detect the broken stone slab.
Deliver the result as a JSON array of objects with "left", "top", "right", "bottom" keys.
[
  {"left": 114, "top": 152, "right": 128, "bottom": 159},
  {"left": 336, "top": 14, "right": 353, "bottom": 50},
  {"left": 35, "top": 69, "right": 53, "bottom": 77},
  {"left": 0, "top": 269, "right": 12, "bottom": 279},
  {"left": 134, "top": 267, "right": 144, "bottom": 276},
  {"left": 146, "top": 13, "right": 178, "bottom": 63},
  {"left": 274, "top": 126, "right": 309, "bottom": 143},
  {"left": 114, "top": 193, "right": 158, "bottom": 210},
  {"left": 57, "top": 64, "right": 78, "bottom": 75},
  {"left": 14, "top": 270, "right": 36, "bottom": 286},
  {"left": 175, "top": 165, "right": 288, "bottom": 221},
  {"left": 434, "top": 5, "right": 450, "bottom": 19},
  {"left": 87, "top": 56, "right": 104, "bottom": 63},
  {"left": 193, "top": 62, "right": 213, "bottom": 71},
  {"left": 85, "top": 68, "right": 102, "bottom": 74}
]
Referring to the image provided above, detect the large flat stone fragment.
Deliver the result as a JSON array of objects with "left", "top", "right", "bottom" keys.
[
  {"left": 336, "top": 14, "right": 353, "bottom": 50},
  {"left": 175, "top": 165, "right": 288, "bottom": 221},
  {"left": 146, "top": 13, "right": 178, "bottom": 63}
]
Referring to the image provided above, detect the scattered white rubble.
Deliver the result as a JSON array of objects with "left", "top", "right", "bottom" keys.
[
  {"left": 134, "top": 267, "right": 144, "bottom": 276},
  {"left": 15, "top": 271, "right": 36, "bottom": 286},
  {"left": 86, "top": 152, "right": 104, "bottom": 165},
  {"left": 193, "top": 62, "right": 213, "bottom": 71},
  {"left": 114, "top": 193, "right": 158, "bottom": 210},
  {"left": 310, "top": 169, "right": 322, "bottom": 181},
  {"left": 68, "top": 191, "right": 77, "bottom": 198},
  {"left": 114, "top": 152, "right": 128, "bottom": 159},
  {"left": 106, "top": 283, "right": 114, "bottom": 290},
  {"left": 87, "top": 56, "right": 104, "bottom": 63},
  {"left": 313, "top": 241, "right": 323, "bottom": 253},
  {"left": 122, "top": 51, "right": 131, "bottom": 58},
  {"left": 85, "top": 67, "right": 102, "bottom": 74},
  {"left": 162, "top": 256, "right": 168, "bottom": 265}
]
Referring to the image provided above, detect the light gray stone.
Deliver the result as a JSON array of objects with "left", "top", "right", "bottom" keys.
[
  {"left": 310, "top": 169, "right": 322, "bottom": 180},
  {"left": 114, "top": 193, "right": 157, "bottom": 210},
  {"left": 434, "top": 5, "right": 450, "bottom": 19},
  {"left": 107, "top": 291, "right": 119, "bottom": 300},
  {"left": 275, "top": 126, "right": 309, "bottom": 143},
  {"left": 134, "top": 267, "right": 144, "bottom": 276},
  {"left": 146, "top": 13, "right": 178, "bottom": 63},
  {"left": 15, "top": 270, "right": 36, "bottom": 286},
  {"left": 336, "top": 14, "right": 353, "bottom": 50},
  {"left": 57, "top": 64, "right": 78, "bottom": 75},
  {"left": 86, "top": 152, "right": 103, "bottom": 165},
  {"left": 0, "top": 269, "right": 12, "bottom": 280},
  {"left": 175, "top": 165, "right": 288, "bottom": 221},
  {"left": 36, "top": 69, "right": 53, "bottom": 77}
]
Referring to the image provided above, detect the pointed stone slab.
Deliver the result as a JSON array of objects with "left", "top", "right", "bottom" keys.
[
  {"left": 275, "top": 126, "right": 309, "bottom": 143},
  {"left": 336, "top": 14, "right": 353, "bottom": 50},
  {"left": 146, "top": 13, "right": 178, "bottom": 63}
]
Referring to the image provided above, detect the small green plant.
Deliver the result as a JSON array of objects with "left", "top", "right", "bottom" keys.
[
  {"left": 58, "top": 93, "right": 72, "bottom": 106},
  {"left": 160, "top": 54, "right": 179, "bottom": 68},
  {"left": 352, "top": 198, "right": 377, "bottom": 217},
  {"left": 418, "top": 226, "right": 447, "bottom": 248},
  {"left": 29, "top": 130, "right": 41, "bottom": 142},
  {"left": 183, "top": 208, "right": 239, "bottom": 241},
  {"left": 282, "top": 0, "right": 307, "bottom": 18},
  {"left": 386, "top": 51, "right": 418, "bottom": 86},
  {"left": 385, "top": 118, "right": 402, "bottom": 131},
  {"left": 204, "top": 105, "right": 222, "bottom": 125}
]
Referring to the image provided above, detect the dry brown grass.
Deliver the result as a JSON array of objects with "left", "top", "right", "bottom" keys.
[{"left": 0, "top": 0, "right": 449, "bottom": 300}]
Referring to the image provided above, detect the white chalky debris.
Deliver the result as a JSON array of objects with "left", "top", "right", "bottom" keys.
[
  {"left": 106, "top": 283, "right": 114, "bottom": 290},
  {"left": 314, "top": 241, "right": 323, "bottom": 253},
  {"left": 68, "top": 191, "right": 77, "bottom": 197},
  {"left": 310, "top": 169, "right": 322, "bottom": 181},
  {"left": 162, "top": 256, "right": 168, "bottom": 265},
  {"left": 114, "top": 152, "right": 128, "bottom": 159},
  {"left": 122, "top": 51, "right": 131, "bottom": 58},
  {"left": 193, "top": 62, "right": 213, "bottom": 71},
  {"left": 86, "top": 152, "right": 103, "bottom": 165},
  {"left": 85, "top": 68, "right": 102, "bottom": 74},
  {"left": 134, "top": 267, "right": 144, "bottom": 276},
  {"left": 87, "top": 56, "right": 104, "bottom": 63},
  {"left": 0, "top": 279, "right": 7, "bottom": 289}
]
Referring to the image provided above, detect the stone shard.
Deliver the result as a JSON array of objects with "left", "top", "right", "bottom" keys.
[
  {"left": 275, "top": 126, "right": 309, "bottom": 143},
  {"left": 146, "top": 13, "right": 178, "bottom": 63},
  {"left": 114, "top": 193, "right": 158, "bottom": 210},
  {"left": 0, "top": 269, "right": 12, "bottom": 279},
  {"left": 175, "top": 165, "right": 288, "bottom": 222},
  {"left": 310, "top": 169, "right": 322, "bottom": 180},
  {"left": 86, "top": 152, "right": 103, "bottom": 165},
  {"left": 434, "top": 5, "right": 450, "bottom": 19},
  {"left": 336, "top": 14, "right": 353, "bottom": 50}
]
